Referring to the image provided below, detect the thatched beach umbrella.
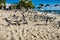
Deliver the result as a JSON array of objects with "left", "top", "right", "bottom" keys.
[
  {"left": 37, "top": 4, "right": 44, "bottom": 11},
  {"left": 54, "top": 4, "right": 59, "bottom": 7},
  {"left": 44, "top": 4, "right": 50, "bottom": 15},
  {"left": 45, "top": 4, "right": 50, "bottom": 8},
  {"left": 39, "top": 4, "right": 44, "bottom": 11}
]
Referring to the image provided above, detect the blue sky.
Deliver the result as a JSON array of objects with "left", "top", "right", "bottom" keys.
[
  {"left": 6, "top": 0, "right": 19, "bottom": 4},
  {"left": 6, "top": 0, "right": 60, "bottom": 10}
]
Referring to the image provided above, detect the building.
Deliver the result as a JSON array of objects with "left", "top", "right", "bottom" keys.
[
  {"left": 6, "top": 3, "right": 17, "bottom": 10},
  {"left": 6, "top": 3, "right": 12, "bottom": 10},
  {"left": 0, "top": 3, "right": 18, "bottom": 10}
]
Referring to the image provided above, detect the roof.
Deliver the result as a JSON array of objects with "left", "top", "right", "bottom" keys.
[{"left": 6, "top": 3, "right": 11, "bottom": 6}]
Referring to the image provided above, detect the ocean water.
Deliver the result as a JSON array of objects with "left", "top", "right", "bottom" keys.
[
  {"left": 45, "top": 10, "right": 60, "bottom": 14},
  {"left": 38, "top": 10, "right": 60, "bottom": 14}
]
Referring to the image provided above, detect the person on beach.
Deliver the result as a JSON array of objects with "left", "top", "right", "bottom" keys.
[
  {"left": 45, "top": 16, "right": 50, "bottom": 24},
  {"left": 15, "top": 9, "right": 17, "bottom": 12},
  {"left": 44, "top": 11, "right": 48, "bottom": 16}
]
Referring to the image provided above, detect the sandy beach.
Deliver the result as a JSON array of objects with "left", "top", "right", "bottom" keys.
[{"left": 0, "top": 10, "right": 60, "bottom": 40}]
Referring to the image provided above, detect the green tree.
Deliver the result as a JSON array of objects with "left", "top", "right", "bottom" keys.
[
  {"left": 26, "top": 1, "right": 35, "bottom": 9},
  {"left": 0, "top": 0, "right": 6, "bottom": 9},
  {"left": 0, "top": 0, "right": 2, "bottom": 9},
  {"left": 2, "top": 0, "right": 6, "bottom": 9},
  {"left": 17, "top": 0, "right": 34, "bottom": 9},
  {"left": 12, "top": 5, "right": 17, "bottom": 9}
]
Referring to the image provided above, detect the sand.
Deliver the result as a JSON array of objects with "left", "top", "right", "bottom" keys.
[{"left": 0, "top": 10, "right": 60, "bottom": 40}]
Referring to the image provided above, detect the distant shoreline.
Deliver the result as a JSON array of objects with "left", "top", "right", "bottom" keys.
[
  {"left": 37, "top": 10, "right": 60, "bottom": 14},
  {"left": 0, "top": 9, "right": 60, "bottom": 14}
]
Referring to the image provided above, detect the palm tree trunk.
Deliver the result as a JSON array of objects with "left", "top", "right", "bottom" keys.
[{"left": 0, "top": 3, "right": 2, "bottom": 9}]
